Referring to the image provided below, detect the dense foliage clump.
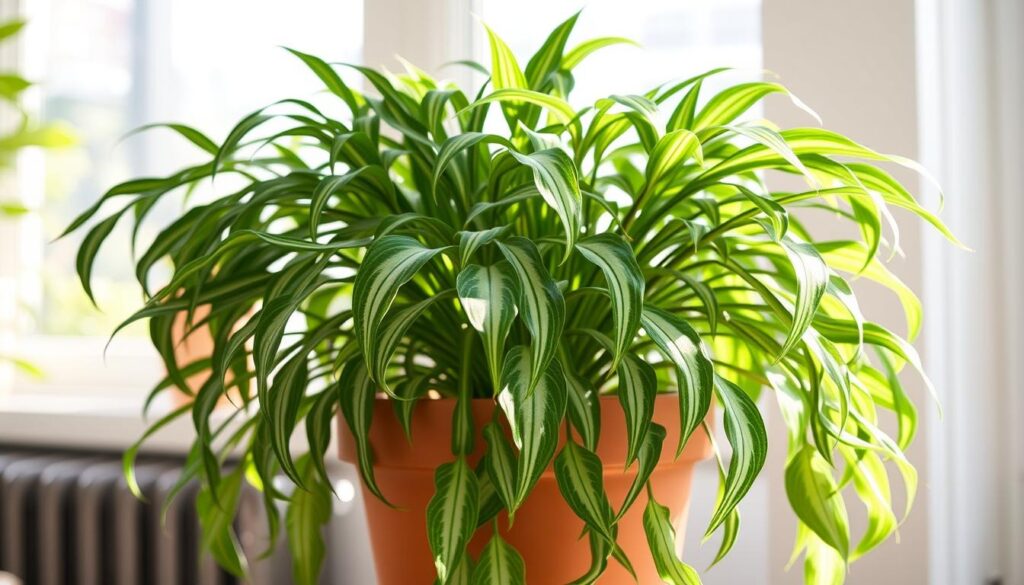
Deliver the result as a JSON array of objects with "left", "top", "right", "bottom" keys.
[{"left": 67, "top": 13, "right": 958, "bottom": 585}]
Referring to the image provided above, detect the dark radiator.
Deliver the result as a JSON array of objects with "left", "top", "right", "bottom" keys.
[{"left": 0, "top": 448, "right": 289, "bottom": 585}]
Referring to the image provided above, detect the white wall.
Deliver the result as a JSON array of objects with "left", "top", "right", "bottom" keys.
[{"left": 762, "top": 1, "right": 929, "bottom": 583}]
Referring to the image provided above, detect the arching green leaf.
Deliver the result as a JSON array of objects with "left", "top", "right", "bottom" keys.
[
  {"left": 641, "top": 306, "right": 714, "bottom": 455},
  {"left": 562, "top": 37, "right": 639, "bottom": 70},
  {"left": 778, "top": 237, "right": 830, "bottom": 359},
  {"left": 353, "top": 235, "right": 445, "bottom": 380},
  {"left": 576, "top": 234, "right": 645, "bottom": 370},
  {"left": 497, "top": 238, "right": 566, "bottom": 393},
  {"left": 706, "top": 377, "right": 767, "bottom": 536},
  {"left": 509, "top": 149, "right": 583, "bottom": 260}
]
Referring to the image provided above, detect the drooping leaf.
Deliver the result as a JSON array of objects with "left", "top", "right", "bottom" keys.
[
  {"left": 576, "top": 234, "right": 645, "bottom": 370},
  {"left": 564, "top": 368, "right": 601, "bottom": 451},
  {"left": 508, "top": 148, "right": 583, "bottom": 260},
  {"left": 616, "top": 354, "right": 657, "bottom": 466},
  {"left": 458, "top": 263, "right": 518, "bottom": 392},
  {"left": 554, "top": 439, "right": 616, "bottom": 543},
  {"left": 778, "top": 237, "right": 830, "bottom": 359},
  {"left": 617, "top": 423, "right": 666, "bottom": 520},
  {"left": 641, "top": 306, "right": 714, "bottom": 455},
  {"left": 287, "top": 458, "right": 333, "bottom": 585},
  {"left": 427, "top": 458, "right": 481, "bottom": 585},
  {"left": 338, "top": 359, "right": 391, "bottom": 505},
  {"left": 197, "top": 467, "right": 248, "bottom": 578},
  {"left": 643, "top": 492, "right": 702, "bottom": 585},
  {"left": 705, "top": 377, "right": 767, "bottom": 536},
  {"left": 353, "top": 235, "right": 445, "bottom": 380},
  {"left": 497, "top": 238, "right": 566, "bottom": 393},
  {"left": 786, "top": 445, "right": 850, "bottom": 559},
  {"left": 482, "top": 422, "right": 518, "bottom": 515},
  {"left": 497, "top": 347, "right": 567, "bottom": 511}
]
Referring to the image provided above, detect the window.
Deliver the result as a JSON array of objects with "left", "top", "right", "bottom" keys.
[
  {"left": 2, "top": 0, "right": 760, "bottom": 397},
  {"left": 5, "top": 0, "right": 363, "bottom": 395}
]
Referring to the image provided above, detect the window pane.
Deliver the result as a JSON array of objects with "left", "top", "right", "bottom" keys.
[{"left": 32, "top": 0, "right": 364, "bottom": 337}]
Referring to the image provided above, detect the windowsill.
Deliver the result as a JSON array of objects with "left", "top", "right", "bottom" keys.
[{"left": 0, "top": 391, "right": 198, "bottom": 453}]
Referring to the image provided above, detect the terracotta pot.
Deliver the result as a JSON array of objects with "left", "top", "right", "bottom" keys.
[
  {"left": 168, "top": 305, "right": 253, "bottom": 407},
  {"left": 170, "top": 306, "right": 216, "bottom": 402},
  {"left": 339, "top": 394, "right": 713, "bottom": 584}
]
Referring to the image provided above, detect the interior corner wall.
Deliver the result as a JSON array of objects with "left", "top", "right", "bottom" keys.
[{"left": 761, "top": 1, "right": 929, "bottom": 583}]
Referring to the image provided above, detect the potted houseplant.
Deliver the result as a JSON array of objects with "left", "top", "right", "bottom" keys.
[{"left": 64, "top": 14, "right": 959, "bottom": 585}]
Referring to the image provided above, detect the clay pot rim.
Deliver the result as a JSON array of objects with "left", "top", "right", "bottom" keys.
[{"left": 339, "top": 392, "right": 714, "bottom": 470}]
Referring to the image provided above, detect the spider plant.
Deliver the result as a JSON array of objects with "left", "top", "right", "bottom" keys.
[{"left": 64, "top": 13, "right": 958, "bottom": 585}]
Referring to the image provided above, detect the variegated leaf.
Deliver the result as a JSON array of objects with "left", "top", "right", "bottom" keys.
[
  {"left": 373, "top": 292, "right": 452, "bottom": 394},
  {"left": 338, "top": 359, "right": 391, "bottom": 505},
  {"left": 459, "top": 227, "right": 509, "bottom": 267},
  {"left": 616, "top": 423, "right": 666, "bottom": 520},
  {"left": 705, "top": 377, "right": 767, "bottom": 536},
  {"left": 576, "top": 234, "right": 645, "bottom": 371},
  {"left": 483, "top": 422, "right": 518, "bottom": 516},
  {"left": 564, "top": 368, "right": 601, "bottom": 452},
  {"left": 554, "top": 439, "right": 615, "bottom": 543},
  {"left": 778, "top": 237, "right": 829, "bottom": 359},
  {"left": 641, "top": 305, "right": 714, "bottom": 456},
  {"left": 508, "top": 149, "right": 583, "bottom": 260},
  {"left": 472, "top": 532, "right": 526, "bottom": 585},
  {"left": 352, "top": 235, "right": 445, "bottom": 380},
  {"left": 616, "top": 354, "right": 657, "bottom": 466},
  {"left": 497, "top": 346, "right": 567, "bottom": 511},
  {"left": 458, "top": 263, "right": 518, "bottom": 392},
  {"left": 427, "top": 458, "right": 481, "bottom": 585},
  {"left": 497, "top": 238, "right": 565, "bottom": 393},
  {"left": 646, "top": 129, "right": 703, "bottom": 189},
  {"left": 786, "top": 445, "right": 850, "bottom": 559},
  {"left": 643, "top": 493, "right": 702, "bottom": 585}
]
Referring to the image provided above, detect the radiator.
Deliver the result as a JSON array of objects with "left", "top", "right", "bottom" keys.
[{"left": 0, "top": 448, "right": 287, "bottom": 585}]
